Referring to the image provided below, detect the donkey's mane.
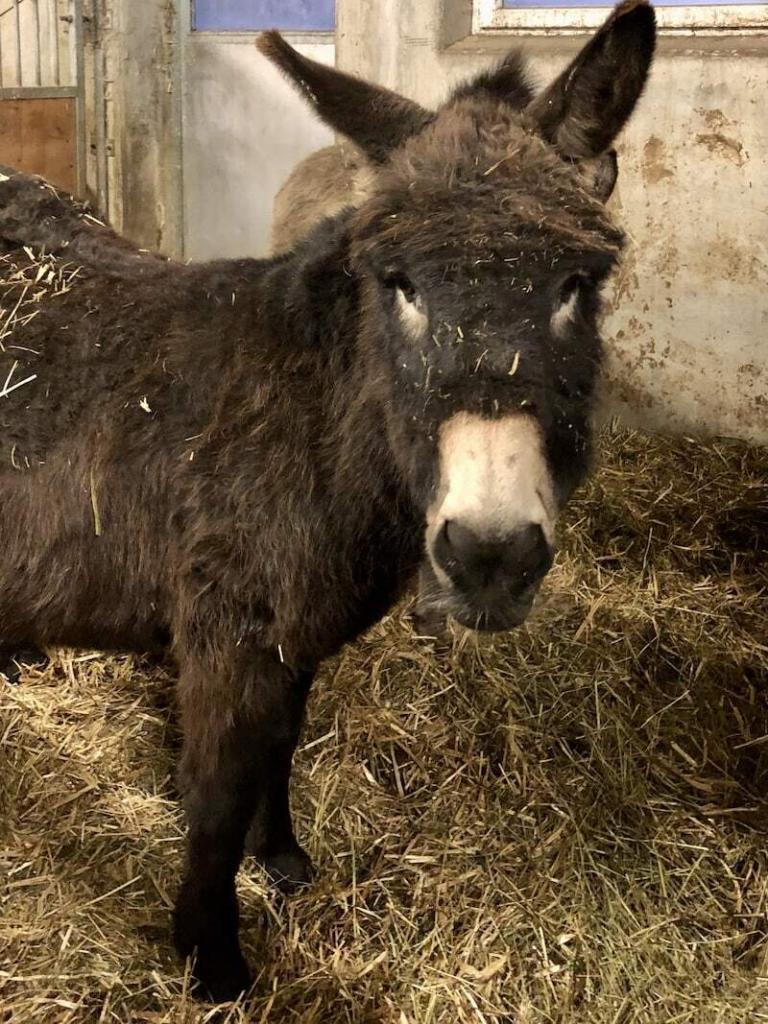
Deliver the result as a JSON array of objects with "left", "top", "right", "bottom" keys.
[{"left": 448, "top": 51, "right": 534, "bottom": 111}]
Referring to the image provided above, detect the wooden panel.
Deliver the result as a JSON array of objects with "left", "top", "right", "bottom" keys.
[{"left": 0, "top": 97, "right": 77, "bottom": 194}]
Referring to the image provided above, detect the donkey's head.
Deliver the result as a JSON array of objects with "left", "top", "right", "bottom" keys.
[{"left": 259, "top": 1, "right": 655, "bottom": 632}]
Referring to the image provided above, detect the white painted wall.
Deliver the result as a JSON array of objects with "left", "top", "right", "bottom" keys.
[
  {"left": 335, "top": 1, "right": 768, "bottom": 443},
  {"left": 181, "top": 35, "right": 334, "bottom": 260}
]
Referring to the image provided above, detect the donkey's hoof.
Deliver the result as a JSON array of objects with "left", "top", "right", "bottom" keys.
[
  {"left": 258, "top": 846, "right": 315, "bottom": 892},
  {"left": 192, "top": 949, "right": 252, "bottom": 1004},
  {"left": 174, "top": 917, "right": 252, "bottom": 1003},
  {"left": 0, "top": 646, "right": 48, "bottom": 685}
]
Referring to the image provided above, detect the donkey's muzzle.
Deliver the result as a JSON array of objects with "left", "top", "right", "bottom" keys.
[{"left": 432, "top": 519, "right": 554, "bottom": 631}]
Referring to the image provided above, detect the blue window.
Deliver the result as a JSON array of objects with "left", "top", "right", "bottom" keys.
[
  {"left": 194, "top": 0, "right": 335, "bottom": 31},
  {"left": 502, "top": 0, "right": 763, "bottom": 5}
]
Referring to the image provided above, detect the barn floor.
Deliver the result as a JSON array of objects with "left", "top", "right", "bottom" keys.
[{"left": 1, "top": 424, "right": 767, "bottom": 1024}]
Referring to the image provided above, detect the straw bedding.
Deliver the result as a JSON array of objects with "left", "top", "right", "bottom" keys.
[{"left": 1, "top": 421, "right": 767, "bottom": 1024}]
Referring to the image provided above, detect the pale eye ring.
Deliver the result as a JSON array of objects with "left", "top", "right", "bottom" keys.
[{"left": 551, "top": 272, "right": 595, "bottom": 336}]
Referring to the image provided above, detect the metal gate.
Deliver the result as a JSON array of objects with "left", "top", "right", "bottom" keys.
[{"left": 0, "top": 0, "right": 86, "bottom": 196}]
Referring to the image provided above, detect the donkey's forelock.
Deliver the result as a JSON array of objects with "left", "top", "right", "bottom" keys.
[
  {"left": 349, "top": 103, "right": 624, "bottom": 266},
  {"left": 447, "top": 50, "right": 535, "bottom": 111}
]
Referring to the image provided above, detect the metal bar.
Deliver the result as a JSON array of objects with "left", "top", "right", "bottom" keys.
[
  {"left": 54, "top": 0, "right": 60, "bottom": 84},
  {"left": 192, "top": 29, "right": 335, "bottom": 44},
  {"left": 178, "top": 0, "right": 191, "bottom": 259},
  {"left": 14, "top": 0, "right": 22, "bottom": 86},
  {"left": 73, "top": 0, "right": 85, "bottom": 195},
  {"left": 0, "top": 82, "right": 76, "bottom": 96},
  {"left": 33, "top": 0, "right": 41, "bottom": 85},
  {"left": 91, "top": 0, "right": 109, "bottom": 218}
]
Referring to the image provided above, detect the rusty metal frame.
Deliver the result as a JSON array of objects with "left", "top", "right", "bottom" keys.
[{"left": 474, "top": 0, "right": 768, "bottom": 34}]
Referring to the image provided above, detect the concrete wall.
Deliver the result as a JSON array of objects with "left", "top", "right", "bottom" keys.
[
  {"left": 101, "top": 0, "right": 182, "bottom": 256},
  {"left": 181, "top": 34, "right": 334, "bottom": 260},
  {"left": 336, "top": 1, "right": 768, "bottom": 443},
  {"left": 96, "top": 2, "right": 333, "bottom": 262}
]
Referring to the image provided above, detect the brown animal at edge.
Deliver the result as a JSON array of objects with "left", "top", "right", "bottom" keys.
[
  {"left": 0, "top": 2, "right": 655, "bottom": 1002},
  {"left": 271, "top": 141, "right": 361, "bottom": 254}
]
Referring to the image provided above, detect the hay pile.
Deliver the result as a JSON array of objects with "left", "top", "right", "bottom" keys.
[
  {"left": 0, "top": 248, "right": 80, "bottom": 334},
  {"left": 0, "top": 247, "right": 80, "bottom": 419},
  {"left": 1, "top": 424, "right": 767, "bottom": 1024}
]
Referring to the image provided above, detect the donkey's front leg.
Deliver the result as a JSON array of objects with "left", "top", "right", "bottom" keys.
[
  {"left": 173, "top": 647, "right": 310, "bottom": 1002},
  {"left": 245, "top": 667, "right": 314, "bottom": 889}
]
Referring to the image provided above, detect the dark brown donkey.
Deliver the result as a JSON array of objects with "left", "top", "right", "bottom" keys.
[{"left": 0, "top": 1, "right": 655, "bottom": 1001}]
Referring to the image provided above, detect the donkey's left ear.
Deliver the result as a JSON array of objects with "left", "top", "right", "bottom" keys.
[
  {"left": 257, "top": 32, "right": 433, "bottom": 163},
  {"left": 525, "top": 0, "right": 655, "bottom": 162}
]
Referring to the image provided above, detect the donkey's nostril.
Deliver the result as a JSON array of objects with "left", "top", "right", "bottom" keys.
[
  {"left": 513, "top": 523, "right": 553, "bottom": 582},
  {"left": 434, "top": 518, "right": 554, "bottom": 595},
  {"left": 434, "top": 519, "right": 495, "bottom": 586},
  {"left": 440, "top": 520, "right": 482, "bottom": 566}
]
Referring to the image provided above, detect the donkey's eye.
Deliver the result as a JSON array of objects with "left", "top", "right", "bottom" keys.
[
  {"left": 383, "top": 269, "right": 428, "bottom": 339},
  {"left": 551, "top": 272, "right": 595, "bottom": 337},
  {"left": 558, "top": 273, "right": 593, "bottom": 306},
  {"left": 382, "top": 269, "right": 417, "bottom": 305}
]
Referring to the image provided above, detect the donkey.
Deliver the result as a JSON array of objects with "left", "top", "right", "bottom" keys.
[
  {"left": 271, "top": 142, "right": 362, "bottom": 253},
  {"left": 0, "top": 0, "right": 655, "bottom": 1001}
]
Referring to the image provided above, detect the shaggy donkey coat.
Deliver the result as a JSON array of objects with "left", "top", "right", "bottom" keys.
[{"left": 0, "top": 1, "right": 655, "bottom": 1001}]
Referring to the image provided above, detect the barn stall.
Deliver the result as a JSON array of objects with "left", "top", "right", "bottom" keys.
[{"left": 0, "top": 1, "right": 767, "bottom": 1022}]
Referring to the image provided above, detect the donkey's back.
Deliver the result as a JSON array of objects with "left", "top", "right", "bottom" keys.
[
  {"left": 0, "top": 185, "right": 278, "bottom": 652},
  {"left": 0, "top": 237, "right": 181, "bottom": 649}
]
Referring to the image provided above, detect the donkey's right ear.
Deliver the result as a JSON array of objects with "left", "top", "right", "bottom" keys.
[
  {"left": 257, "top": 32, "right": 433, "bottom": 163},
  {"left": 524, "top": 0, "right": 655, "bottom": 160}
]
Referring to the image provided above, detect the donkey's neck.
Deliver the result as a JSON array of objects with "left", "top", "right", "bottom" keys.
[
  {"left": 252, "top": 223, "right": 424, "bottom": 655},
  {"left": 262, "top": 219, "right": 416, "bottom": 532}
]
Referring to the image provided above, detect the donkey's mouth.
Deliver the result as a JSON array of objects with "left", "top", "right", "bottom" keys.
[
  {"left": 414, "top": 560, "right": 542, "bottom": 635},
  {"left": 414, "top": 576, "right": 540, "bottom": 635},
  {"left": 450, "top": 595, "right": 536, "bottom": 633}
]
